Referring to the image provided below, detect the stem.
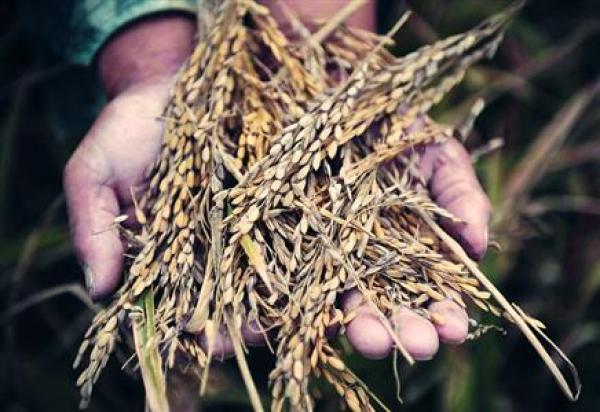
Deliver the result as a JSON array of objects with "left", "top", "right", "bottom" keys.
[{"left": 417, "top": 209, "right": 580, "bottom": 401}]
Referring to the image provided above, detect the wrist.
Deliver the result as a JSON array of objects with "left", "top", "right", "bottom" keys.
[{"left": 98, "top": 14, "right": 195, "bottom": 98}]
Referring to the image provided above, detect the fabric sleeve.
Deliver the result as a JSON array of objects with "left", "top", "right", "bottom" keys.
[{"left": 66, "top": 0, "right": 198, "bottom": 66}]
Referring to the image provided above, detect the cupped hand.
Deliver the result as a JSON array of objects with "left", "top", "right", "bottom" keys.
[
  {"left": 343, "top": 138, "right": 492, "bottom": 360},
  {"left": 64, "top": 15, "right": 196, "bottom": 299},
  {"left": 63, "top": 15, "right": 269, "bottom": 356},
  {"left": 262, "top": 0, "right": 491, "bottom": 362},
  {"left": 64, "top": 78, "right": 171, "bottom": 298}
]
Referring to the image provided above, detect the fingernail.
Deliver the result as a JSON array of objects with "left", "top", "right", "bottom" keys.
[
  {"left": 430, "top": 312, "right": 446, "bottom": 326},
  {"left": 82, "top": 264, "right": 95, "bottom": 297}
]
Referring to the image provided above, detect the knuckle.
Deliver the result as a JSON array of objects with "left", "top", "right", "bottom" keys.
[
  {"left": 441, "top": 138, "right": 471, "bottom": 163},
  {"left": 437, "top": 179, "right": 475, "bottom": 206},
  {"left": 440, "top": 175, "right": 491, "bottom": 215},
  {"left": 63, "top": 151, "right": 88, "bottom": 190},
  {"left": 473, "top": 192, "right": 492, "bottom": 215},
  {"left": 63, "top": 156, "right": 78, "bottom": 186}
]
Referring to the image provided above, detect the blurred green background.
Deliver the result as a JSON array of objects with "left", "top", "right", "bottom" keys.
[{"left": 1, "top": 0, "right": 599, "bottom": 411}]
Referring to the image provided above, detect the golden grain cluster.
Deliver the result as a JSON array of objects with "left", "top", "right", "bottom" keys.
[{"left": 74, "top": 1, "right": 578, "bottom": 411}]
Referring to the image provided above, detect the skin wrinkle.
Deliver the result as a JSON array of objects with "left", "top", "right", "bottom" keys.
[
  {"left": 437, "top": 184, "right": 476, "bottom": 211},
  {"left": 64, "top": 154, "right": 115, "bottom": 246},
  {"left": 422, "top": 140, "right": 492, "bottom": 259},
  {"left": 93, "top": 84, "right": 168, "bottom": 204},
  {"left": 69, "top": 189, "right": 119, "bottom": 250},
  {"left": 66, "top": 138, "right": 112, "bottom": 188},
  {"left": 68, "top": 190, "right": 123, "bottom": 300}
]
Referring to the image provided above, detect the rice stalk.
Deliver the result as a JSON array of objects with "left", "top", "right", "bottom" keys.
[
  {"left": 132, "top": 288, "right": 170, "bottom": 412},
  {"left": 73, "top": 1, "right": 581, "bottom": 410}
]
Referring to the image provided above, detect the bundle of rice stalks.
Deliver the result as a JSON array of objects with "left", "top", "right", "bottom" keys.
[{"left": 73, "top": 1, "right": 580, "bottom": 410}]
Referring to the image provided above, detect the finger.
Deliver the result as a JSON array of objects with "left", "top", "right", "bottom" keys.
[
  {"left": 390, "top": 308, "right": 439, "bottom": 361},
  {"left": 343, "top": 290, "right": 439, "bottom": 361},
  {"left": 420, "top": 139, "right": 492, "bottom": 260},
  {"left": 241, "top": 320, "right": 267, "bottom": 347},
  {"left": 428, "top": 299, "right": 469, "bottom": 345},
  {"left": 64, "top": 153, "right": 123, "bottom": 300},
  {"left": 198, "top": 329, "right": 234, "bottom": 360},
  {"left": 343, "top": 290, "right": 393, "bottom": 359}
]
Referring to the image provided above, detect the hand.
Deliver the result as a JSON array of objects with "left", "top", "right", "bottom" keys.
[
  {"left": 343, "top": 138, "right": 491, "bottom": 360},
  {"left": 64, "top": 79, "right": 171, "bottom": 297},
  {"left": 63, "top": 14, "right": 265, "bottom": 356},
  {"left": 194, "top": 140, "right": 491, "bottom": 361},
  {"left": 264, "top": 0, "right": 492, "bottom": 362},
  {"left": 63, "top": 15, "right": 195, "bottom": 299}
]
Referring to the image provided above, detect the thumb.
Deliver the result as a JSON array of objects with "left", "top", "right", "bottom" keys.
[
  {"left": 63, "top": 149, "right": 124, "bottom": 299},
  {"left": 420, "top": 139, "right": 492, "bottom": 260}
]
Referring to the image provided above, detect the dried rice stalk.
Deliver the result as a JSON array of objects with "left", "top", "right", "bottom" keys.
[{"left": 74, "top": 1, "right": 580, "bottom": 410}]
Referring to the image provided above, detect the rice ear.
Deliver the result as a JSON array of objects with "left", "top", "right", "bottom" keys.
[{"left": 74, "top": 1, "right": 580, "bottom": 410}]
